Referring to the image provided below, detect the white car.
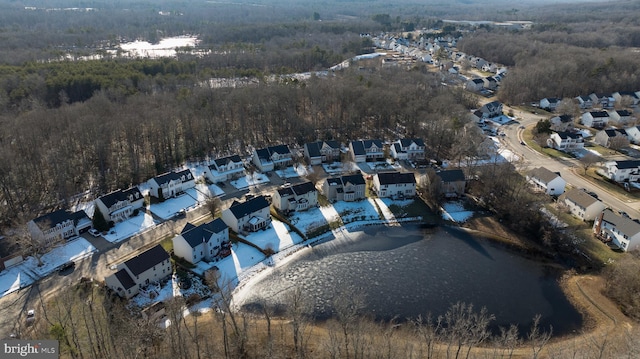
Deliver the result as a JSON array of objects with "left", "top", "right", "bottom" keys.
[
  {"left": 25, "top": 309, "right": 35, "bottom": 325},
  {"left": 88, "top": 228, "right": 100, "bottom": 237}
]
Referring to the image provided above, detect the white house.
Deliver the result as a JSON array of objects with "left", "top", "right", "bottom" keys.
[
  {"left": 349, "top": 139, "right": 385, "bottom": 163},
  {"left": 252, "top": 145, "right": 293, "bottom": 172},
  {"left": 479, "top": 101, "right": 503, "bottom": 118},
  {"left": 589, "top": 93, "right": 615, "bottom": 109},
  {"left": 28, "top": 209, "right": 91, "bottom": 245},
  {"left": 594, "top": 129, "right": 628, "bottom": 148},
  {"left": 206, "top": 155, "right": 245, "bottom": 183},
  {"left": 172, "top": 219, "right": 230, "bottom": 265},
  {"left": 104, "top": 245, "right": 171, "bottom": 299},
  {"left": 483, "top": 76, "right": 498, "bottom": 91},
  {"left": 526, "top": 167, "right": 566, "bottom": 196},
  {"left": 612, "top": 91, "right": 640, "bottom": 107},
  {"left": 95, "top": 187, "right": 144, "bottom": 224},
  {"left": 608, "top": 109, "right": 633, "bottom": 124},
  {"left": 466, "top": 78, "right": 484, "bottom": 92},
  {"left": 581, "top": 111, "right": 610, "bottom": 128},
  {"left": 548, "top": 132, "right": 584, "bottom": 151},
  {"left": 625, "top": 126, "right": 640, "bottom": 144},
  {"left": 322, "top": 174, "right": 366, "bottom": 202},
  {"left": 148, "top": 169, "right": 195, "bottom": 199},
  {"left": 559, "top": 188, "right": 606, "bottom": 221},
  {"left": 540, "top": 97, "right": 560, "bottom": 111},
  {"left": 393, "top": 138, "right": 426, "bottom": 160},
  {"left": 593, "top": 209, "right": 640, "bottom": 251},
  {"left": 221, "top": 195, "right": 272, "bottom": 233},
  {"left": 303, "top": 141, "right": 341, "bottom": 165},
  {"left": 575, "top": 95, "right": 593, "bottom": 109},
  {"left": 273, "top": 181, "right": 318, "bottom": 213},
  {"left": 603, "top": 160, "right": 640, "bottom": 183},
  {"left": 549, "top": 114, "right": 574, "bottom": 132},
  {"left": 372, "top": 171, "right": 416, "bottom": 199}
]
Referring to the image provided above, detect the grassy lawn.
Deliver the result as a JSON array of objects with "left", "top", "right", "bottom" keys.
[
  {"left": 317, "top": 192, "right": 331, "bottom": 207},
  {"left": 522, "top": 130, "right": 574, "bottom": 159},
  {"left": 584, "top": 143, "right": 613, "bottom": 157},
  {"left": 581, "top": 168, "right": 640, "bottom": 200},
  {"left": 160, "top": 236, "right": 174, "bottom": 253}
]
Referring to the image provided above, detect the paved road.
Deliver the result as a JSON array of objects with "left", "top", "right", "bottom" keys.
[
  {"left": 0, "top": 171, "right": 299, "bottom": 339},
  {"left": 499, "top": 105, "right": 640, "bottom": 219}
]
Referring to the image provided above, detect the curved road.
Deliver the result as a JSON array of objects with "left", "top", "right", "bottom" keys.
[{"left": 500, "top": 105, "right": 640, "bottom": 219}]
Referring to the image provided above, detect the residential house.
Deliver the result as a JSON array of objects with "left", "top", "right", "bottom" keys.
[
  {"left": 482, "top": 62, "right": 498, "bottom": 73},
  {"left": 206, "top": 155, "right": 245, "bottom": 183},
  {"left": 349, "top": 140, "right": 385, "bottom": 163},
  {"left": 479, "top": 101, "right": 503, "bottom": 118},
  {"left": 575, "top": 95, "right": 593, "bottom": 109},
  {"left": 483, "top": 77, "right": 498, "bottom": 91},
  {"left": 559, "top": 189, "right": 606, "bottom": 221},
  {"left": 589, "top": 93, "right": 615, "bottom": 109},
  {"left": 594, "top": 129, "right": 629, "bottom": 148},
  {"left": 625, "top": 126, "right": 640, "bottom": 144},
  {"left": 95, "top": 187, "right": 144, "bottom": 224},
  {"left": 603, "top": 160, "right": 640, "bottom": 182},
  {"left": 252, "top": 145, "right": 293, "bottom": 172},
  {"left": 608, "top": 109, "right": 633, "bottom": 125},
  {"left": 272, "top": 182, "right": 318, "bottom": 213},
  {"left": 104, "top": 245, "right": 172, "bottom": 299},
  {"left": 612, "top": 91, "right": 640, "bottom": 107},
  {"left": 526, "top": 167, "right": 566, "bottom": 196},
  {"left": 221, "top": 195, "right": 272, "bottom": 233},
  {"left": 172, "top": 219, "right": 230, "bottom": 265},
  {"left": 581, "top": 111, "right": 610, "bottom": 128},
  {"left": 393, "top": 138, "right": 425, "bottom": 160},
  {"left": 148, "top": 169, "right": 195, "bottom": 200},
  {"left": 593, "top": 209, "right": 640, "bottom": 251},
  {"left": 549, "top": 114, "right": 574, "bottom": 132},
  {"left": 303, "top": 141, "right": 341, "bottom": 165},
  {"left": 466, "top": 78, "right": 484, "bottom": 92},
  {"left": 540, "top": 97, "right": 560, "bottom": 111},
  {"left": 372, "top": 172, "right": 416, "bottom": 199},
  {"left": 27, "top": 209, "right": 92, "bottom": 245},
  {"left": 435, "top": 169, "right": 466, "bottom": 198},
  {"left": 323, "top": 174, "right": 366, "bottom": 202},
  {"left": 548, "top": 132, "right": 584, "bottom": 151}
]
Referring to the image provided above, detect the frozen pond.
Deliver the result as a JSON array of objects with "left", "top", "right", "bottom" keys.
[{"left": 238, "top": 224, "right": 582, "bottom": 335}]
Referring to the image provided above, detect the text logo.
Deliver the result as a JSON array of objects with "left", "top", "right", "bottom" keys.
[{"left": 2, "top": 340, "right": 58, "bottom": 358}]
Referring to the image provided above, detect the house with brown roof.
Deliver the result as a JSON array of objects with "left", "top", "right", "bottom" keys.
[{"left": 560, "top": 189, "right": 606, "bottom": 221}]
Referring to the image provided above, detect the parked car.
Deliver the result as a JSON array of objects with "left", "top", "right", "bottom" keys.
[{"left": 88, "top": 228, "right": 100, "bottom": 237}]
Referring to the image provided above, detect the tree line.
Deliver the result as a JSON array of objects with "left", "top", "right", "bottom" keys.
[{"left": 0, "top": 66, "right": 473, "bottom": 225}]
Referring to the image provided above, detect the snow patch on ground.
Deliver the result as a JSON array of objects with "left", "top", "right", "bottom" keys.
[
  {"left": 230, "top": 173, "right": 270, "bottom": 190},
  {"left": 149, "top": 191, "right": 200, "bottom": 220},
  {"left": 0, "top": 238, "right": 96, "bottom": 297},
  {"left": 103, "top": 213, "right": 158, "bottom": 243},
  {"left": 322, "top": 162, "right": 358, "bottom": 175},
  {"left": 441, "top": 201, "right": 475, "bottom": 223}
]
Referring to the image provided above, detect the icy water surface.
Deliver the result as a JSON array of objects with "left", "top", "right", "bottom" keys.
[{"left": 240, "top": 224, "right": 582, "bottom": 335}]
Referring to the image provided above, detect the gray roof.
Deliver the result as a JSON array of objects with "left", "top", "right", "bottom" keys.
[
  {"left": 180, "top": 219, "right": 228, "bottom": 248},
  {"left": 589, "top": 111, "right": 609, "bottom": 118},
  {"left": 556, "top": 132, "right": 582, "bottom": 140},
  {"left": 114, "top": 268, "right": 136, "bottom": 290},
  {"left": 292, "top": 181, "right": 317, "bottom": 196},
  {"left": 528, "top": 167, "right": 561, "bottom": 184},
  {"left": 305, "top": 142, "right": 322, "bottom": 158},
  {"left": 98, "top": 187, "right": 142, "bottom": 208},
  {"left": 152, "top": 169, "right": 193, "bottom": 186},
  {"left": 602, "top": 209, "right": 640, "bottom": 238},
  {"left": 376, "top": 171, "right": 416, "bottom": 185},
  {"left": 32, "top": 209, "right": 89, "bottom": 230},
  {"left": 436, "top": 169, "right": 465, "bottom": 183},
  {"left": 228, "top": 195, "right": 270, "bottom": 219},
  {"left": 612, "top": 160, "right": 640, "bottom": 169},
  {"left": 342, "top": 174, "right": 366, "bottom": 186},
  {"left": 561, "top": 188, "right": 599, "bottom": 209},
  {"left": 124, "top": 245, "right": 170, "bottom": 277},
  {"left": 399, "top": 138, "right": 425, "bottom": 147},
  {"left": 213, "top": 155, "right": 243, "bottom": 169},
  {"left": 350, "top": 141, "right": 366, "bottom": 156}
]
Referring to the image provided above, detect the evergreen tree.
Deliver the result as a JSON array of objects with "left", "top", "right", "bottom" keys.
[{"left": 93, "top": 206, "right": 109, "bottom": 232}]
